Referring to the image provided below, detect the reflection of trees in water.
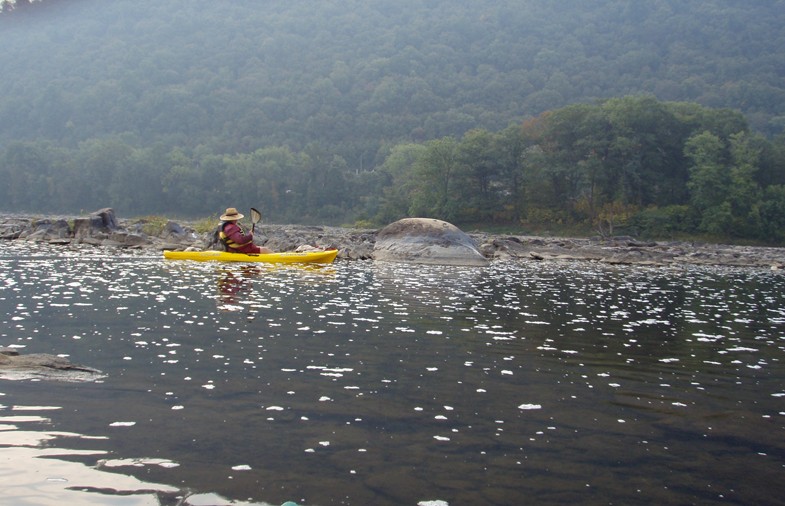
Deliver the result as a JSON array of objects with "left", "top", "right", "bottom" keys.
[
  {"left": 215, "top": 264, "right": 337, "bottom": 317},
  {"left": 370, "top": 262, "right": 485, "bottom": 315}
]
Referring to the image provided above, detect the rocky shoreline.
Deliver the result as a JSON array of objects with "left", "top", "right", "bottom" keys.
[{"left": 1, "top": 209, "right": 784, "bottom": 270}]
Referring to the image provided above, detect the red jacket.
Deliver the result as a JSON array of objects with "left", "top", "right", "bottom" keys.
[{"left": 220, "top": 222, "right": 261, "bottom": 253}]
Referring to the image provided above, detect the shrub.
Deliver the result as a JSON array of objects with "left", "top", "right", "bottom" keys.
[
  {"left": 192, "top": 216, "right": 219, "bottom": 234},
  {"left": 138, "top": 215, "right": 168, "bottom": 236},
  {"left": 631, "top": 205, "right": 696, "bottom": 238}
]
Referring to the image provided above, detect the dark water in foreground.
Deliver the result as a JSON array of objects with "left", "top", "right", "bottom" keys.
[{"left": 1, "top": 242, "right": 784, "bottom": 506}]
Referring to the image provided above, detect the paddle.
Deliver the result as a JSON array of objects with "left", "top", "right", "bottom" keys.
[{"left": 250, "top": 207, "right": 262, "bottom": 234}]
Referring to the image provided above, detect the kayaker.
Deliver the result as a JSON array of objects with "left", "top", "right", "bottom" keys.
[{"left": 218, "top": 207, "right": 272, "bottom": 254}]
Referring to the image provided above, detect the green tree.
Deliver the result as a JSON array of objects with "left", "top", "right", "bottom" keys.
[
  {"left": 162, "top": 148, "right": 211, "bottom": 216},
  {"left": 525, "top": 106, "right": 596, "bottom": 222},
  {"left": 106, "top": 146, "right": 165, "bottom": 215},
  {"left": 247, "top": 146, "right": 308, "bottom": 220},
  {"left": 457, "top": 128, "right": 499, "bottom": 222},
  {"left": 375, "top": 143, "right": 428, "bottom": 224},
  {"left": 71, "top": 138, "right": 135, "bottom": 211},
  {"left": 0, "top": 141, "right": 52, "bottom": 211},
  {"left": 726, "top": 131, "right": 763, "bottom": 235},
  {"left": 492, "top": 123, "right": 530, "bottom": 222},
  {"left": 602, "top": 96, "right": 688, "bottom": 207},
  {"left": 685, "top": 131, "right": 732, "bottom": 234},
  {"left": 409, "top": 137, "right": 461, "bottom": 220},
  {"left": 759, "top": 185, "right": 785, "bottom": 242},
  {"left": 298, "top": 143, "right": 349, "bottom": 223}
]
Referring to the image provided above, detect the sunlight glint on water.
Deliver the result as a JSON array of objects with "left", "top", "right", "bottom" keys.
[{"left": 1, "top": 242, "right": 784, "bottom": 505}]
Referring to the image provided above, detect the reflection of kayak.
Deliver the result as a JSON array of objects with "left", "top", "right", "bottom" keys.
[{"left": 163, "top": 249, "right": 338, "bottom": 264}]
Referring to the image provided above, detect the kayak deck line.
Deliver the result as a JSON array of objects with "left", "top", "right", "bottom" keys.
[{"left": 163, "top": 249, "right": 338, "bottom": 264}]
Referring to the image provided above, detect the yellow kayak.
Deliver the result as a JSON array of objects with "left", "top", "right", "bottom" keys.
[{"left": 163, "top": 249, "right": 338, "bottom": 264}]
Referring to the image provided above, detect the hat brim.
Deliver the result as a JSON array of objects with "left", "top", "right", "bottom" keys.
[{"left": 220, "top": 213, "right": 244, "bottom": 220}]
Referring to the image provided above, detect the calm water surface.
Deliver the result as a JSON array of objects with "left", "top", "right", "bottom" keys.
[{"left": 1, "top": 242, "right": 784, "bottom": 505}]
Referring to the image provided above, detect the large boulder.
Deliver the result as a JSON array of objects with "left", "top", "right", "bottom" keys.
[
  {"left": 373, "top": 218, "right": 489, "bottom": 266},
  {"left": 73, "top": 207, "right": 119, "bottom": 240}
]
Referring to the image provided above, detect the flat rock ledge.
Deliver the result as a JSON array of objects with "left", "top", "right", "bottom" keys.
[
  {"left": 1, "top": 210, "right": 784, "bottom": 270},
  {"left": 476, "top": 235, "right": 785, "bottom": 270},
  {"left": 0, "top": 348, "right": 105, "bottom": 382}
]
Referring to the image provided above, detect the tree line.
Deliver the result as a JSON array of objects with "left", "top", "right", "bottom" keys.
[
  {"left": 3, "top": 1, "right": 785, "bottom": 244},
  {"left": 2, "top": 96, "right": 785, "bottom": 243},
  {"left": 375, "top": 96, "right": 785, "bottom": 243},
  {"left": 2, "top": 0, "right": 785, "bottom": 165}
]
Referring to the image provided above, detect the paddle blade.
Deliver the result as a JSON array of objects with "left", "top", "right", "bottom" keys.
[{"left": 250, "top": 207, "right": 262, "bottom": 234}]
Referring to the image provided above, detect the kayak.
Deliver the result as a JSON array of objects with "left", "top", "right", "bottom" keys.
[
  {"left": 163, "top": 249, "right": 338, "bottom": 264},
  {"left": 164, "top": 249, "right": 338, "bottom": 264}
]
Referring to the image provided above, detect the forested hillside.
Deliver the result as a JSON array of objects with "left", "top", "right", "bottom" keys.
[{"left": 2, "top": 0, "right": 785, "bottom": 242}]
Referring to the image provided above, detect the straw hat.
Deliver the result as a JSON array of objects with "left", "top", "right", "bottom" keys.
[{"left": 220, "top": 207, "right": 244, "bottom": 221}]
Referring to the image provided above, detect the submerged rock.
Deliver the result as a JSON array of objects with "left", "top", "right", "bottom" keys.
[
  {"left": 374, "top": 218, "right": 489, "bottom": 266},
  {"left": 0, "top": 348, "right": 105, "bottom": 382}
]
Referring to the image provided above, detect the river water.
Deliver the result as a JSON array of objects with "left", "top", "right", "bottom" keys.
[{"left": 0, "top": 242, "right": 784, "bottom": 506}]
